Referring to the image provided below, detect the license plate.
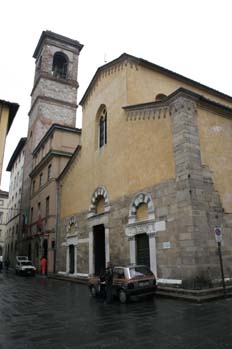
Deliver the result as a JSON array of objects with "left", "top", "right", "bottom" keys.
[{"left": 139, "top": 281, "right": 150, "bottom": 287}]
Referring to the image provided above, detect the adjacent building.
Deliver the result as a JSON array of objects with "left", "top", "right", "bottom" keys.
[
  {"left": 19, "top": 31, "right": 83, "bottom": 272},
  {"left": 28, "top": 124, "right": 81, "bottom": 272},
  {"left": 56, "top": 53, "right": 232, "bottom": 290},
  {"left": 5, "top": 138, "right": 26, "bottom": 266},
  {"left": 0, "top": 190, "right": 8, "bottom": 257},
  {"left": 0, "top": 99, "right": 19, "bottom": 186}
]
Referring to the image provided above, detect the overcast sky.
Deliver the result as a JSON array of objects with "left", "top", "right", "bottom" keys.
[{"left": 1, "top": 0, "right": 232, "bottom": 190}]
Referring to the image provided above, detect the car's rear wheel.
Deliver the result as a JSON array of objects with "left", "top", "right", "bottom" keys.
[
  {"left": 118, "top": 289, "right": 127, "bottom": 304},
  {"left": 90, "top": 285, "right": 97, "bottom": 297}
]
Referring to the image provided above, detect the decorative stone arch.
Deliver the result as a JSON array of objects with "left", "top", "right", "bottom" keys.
[
  {"left": 64, "top": 215, "right": 78, "bottom": 275},
  {"left": 87, "top": 186, "right": 111, "bottom": 276},
  {"left": 128, "top": 192, "right": 155, "bottom": 224},
  {"left": 66, "top": 216, "right": 78, "bottom": 235},
  {"left": 125, "top": 192, "right": 166, "bottom": 276},
  {"left": 88, "top": 186, "right": 110, "bottom": 217}
]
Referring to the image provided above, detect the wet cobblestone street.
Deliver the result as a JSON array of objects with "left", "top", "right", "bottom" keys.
[{"left": 0, "top": 272, "right": 232, "bottom": 348}]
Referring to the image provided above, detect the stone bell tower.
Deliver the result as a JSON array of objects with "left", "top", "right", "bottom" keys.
[
  {"left": 29, "top": 30, "right": 83, "bottom": 150},
  {"left": 20, "top": 31, "right": 83, "bottom": 251}
]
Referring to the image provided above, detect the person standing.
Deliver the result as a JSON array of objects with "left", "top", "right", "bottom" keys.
[
  {"left": 40, "top": 256, "right": 47, "bottom": 275},
  {"left": 4, "top": 257, "right": 9, "bottom": 272},
  {"left": 105, "top": 261, "right": 114, "bottom": 304}
]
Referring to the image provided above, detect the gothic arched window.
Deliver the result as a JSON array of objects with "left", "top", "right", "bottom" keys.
[
  {"left": 99, "top": 108, "right": 107, "bottom": 148},
  {"left": 52, "top": 52, "right": 68, "bottom": 79}
]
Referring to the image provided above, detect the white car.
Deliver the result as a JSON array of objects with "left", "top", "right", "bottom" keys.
[
  {"left": 15, "top": 260, "right": 36, "bottom": 276},
  {"left": 16, "top": 256, "right": 29, "bottom": 262}
]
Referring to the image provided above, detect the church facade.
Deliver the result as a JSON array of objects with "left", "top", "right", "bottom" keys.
[{"left": 56, "top": 54, "right": 232, "bottom": 289}]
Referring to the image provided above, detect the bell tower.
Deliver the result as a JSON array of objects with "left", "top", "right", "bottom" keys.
[
  {"left": 29, "top": 30, "right": 83, "bottom": 150},
  {"left": 20, "top": 31, "right": 83, "bottom": 250}
]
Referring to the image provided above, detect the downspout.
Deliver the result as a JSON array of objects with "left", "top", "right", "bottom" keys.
[{"left": 55, "top": 178, "right": 60, "bottom": 274}]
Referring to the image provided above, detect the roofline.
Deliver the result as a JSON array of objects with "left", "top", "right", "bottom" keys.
[
  {"left": 79, "top": 53, "right": 232, "bottom": 106},
  {"left": 0, "top": 190, "right": 9, "bottom": 198},
  {"left": 32, "top": 124, "right": 81, "bottom": 156},
  {"left": 0, "top": 99, "right": 19, "bottom": 134},
  {"left": 6, "top": 137, "right": 27, "bottom": 171},
  {"left": 58, "top": 145, "right": 82, "bottom": 182},
  {"left": 122, "top": 87, "right": 232, "bottom": 117},
  {"left": 33, "top": 30, "right": 83, "bottom": 59}
]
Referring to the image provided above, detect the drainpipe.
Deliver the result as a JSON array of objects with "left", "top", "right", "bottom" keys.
[{"left": 55, "top": 179, "right": 60, "bottom": 274}]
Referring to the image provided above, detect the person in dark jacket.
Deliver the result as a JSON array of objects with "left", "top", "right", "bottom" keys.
[
  {"left": 105, "top": 261, "right": 114, "bottom": 304},
  {"left": 4, "top": 257, "right": 9, "bottom": 271},
  {"left": 99, "top": 268, "right": 106, "bottom": 301}
]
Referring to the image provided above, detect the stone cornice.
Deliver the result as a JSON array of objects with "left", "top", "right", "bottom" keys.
[
  {"left": 30, "top": 72, "right": 78, "bottom": 97},
  {"left": 28, "top": 95, "right": 77, "bottom": 117},
  {"left": 30, "top": 150, "right": 73, "bottom": 178},
  {"left": 33, "top": 30, "right": 83, "bottom": 59},
  {"left": 123, "top": 88, "right": 232, "bottom": 121}
]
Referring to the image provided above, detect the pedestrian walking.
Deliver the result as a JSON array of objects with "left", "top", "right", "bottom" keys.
[
  {"left": 4, "top": 257, "right": 9, "bottom": 272},
  {"left": 99, "top": 267, "right": 106, "bottom": 301},
  {"left": 105, "top": 261, "right": 114, "bottom": 304},
  {"left": 40, "top": 256, "right": 47, "bottom": 275}
]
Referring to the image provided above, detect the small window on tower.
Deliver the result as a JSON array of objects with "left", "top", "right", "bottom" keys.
[{"left": 52, "top": 52, "right": 68, "bottom": 79}]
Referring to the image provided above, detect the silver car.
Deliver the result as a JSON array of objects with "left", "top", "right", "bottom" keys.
[{"left": 15, "top": 260, "right": 36, "bottom": 276}]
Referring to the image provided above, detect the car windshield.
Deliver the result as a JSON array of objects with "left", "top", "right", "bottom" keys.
[
  {"left": 17, "top": 256, "right": 28, "bottom": 261},
  {"left": 21, "top": 261, "right": 33, "bottom": 266},
  {"left": 129, "top": 266, "right": 153, "bottom": 278}
]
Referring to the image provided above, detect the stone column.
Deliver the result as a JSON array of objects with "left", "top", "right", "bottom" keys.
[
  {"left": 66, "top": 246, "right": 69, "bottom": 274},
  {"left": 169, "top": 94, "right": 210, "bottom": 283},
  {"left": 89, "top": 230, "right": 94, "bottom": 275},
  {"left": 74, "top": 245, "right": 78, "bottom": 274},
  {"left": 148, "top": 233, "right": 157, "bottom": 276},
  {"left": 128, "top": 236, "right": 136, "bottom": 264},
  {"left": 105, "top": 228, "right": 110, "bottom": 265}
]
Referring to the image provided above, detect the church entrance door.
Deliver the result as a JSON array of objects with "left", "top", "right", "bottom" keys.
[
  {"left": 93, "top": 224, "right": 105, "bottom": 276},
  {"left": 69, "top": 244, "right": 74, "bottom": 274},
  {"left": 136, "top": 233, "right": 150, "bottom": 268}
]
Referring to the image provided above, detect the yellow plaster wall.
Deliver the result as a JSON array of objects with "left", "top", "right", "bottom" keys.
[
  {"left": 198, "top": 108, "right": 232, "bottom": 212},
  {"left": 0, "top": 105, "right": 9, "bottom": 184},
  {"left": 127, "top": 65, "right": 232, "bottom": 108},
  {"left": 60, "top": 62, "right": 232, "bottom": 218},
  {"left": 60, "top": 66, "right": 175, "bottom": 217}
]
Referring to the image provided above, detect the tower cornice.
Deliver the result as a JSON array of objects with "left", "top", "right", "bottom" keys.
[{"left": 33, "top": 30, "right": 83, "bottom": 59}]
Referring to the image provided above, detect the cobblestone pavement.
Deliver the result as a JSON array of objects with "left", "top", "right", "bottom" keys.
[{"left": 0, "top": 272, "right": 232, "bottom": 349}]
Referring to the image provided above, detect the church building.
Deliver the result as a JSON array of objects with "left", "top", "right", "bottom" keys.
[{"left": 56, "top": 53, "right": 232, "bottom": 289}]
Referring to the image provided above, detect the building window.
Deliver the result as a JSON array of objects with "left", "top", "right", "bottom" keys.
[
  {"left": 39, "top": 173, "right": 43, "bottom": 187},
  {"left": 155, "top": 93, "right": 167, "bottom": 101},
  {"left": 99, "top": 107, "right": 107, "bottom": 148},
  {"left": 48, "top": 164, "right": 52, "bottom": 181},
  {"left": 46, "top": 196, "right": 50, "bottom": 217},
  {"left": 37, "top": 202, "right": 43, "bottom": 231},
  {"left": 30, "top": 207, "right": 34, "bottom": 223},
  {"left": 0, "top": 200, "right": 3, "bottom": 206},
  {"left": 52, "top": 52, "right": 68, "bottom": 79},
  {"left": 32, "top": 180, "right": 36, "bottom": 193}
]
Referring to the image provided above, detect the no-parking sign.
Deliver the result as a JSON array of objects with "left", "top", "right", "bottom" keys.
[{"left": 214, "top": 227, "right": 222, "bottom": 242}]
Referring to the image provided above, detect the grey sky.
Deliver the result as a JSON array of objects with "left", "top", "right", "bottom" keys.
[{"left": 1, "top": 0, "right": 232, "bottom": 190}]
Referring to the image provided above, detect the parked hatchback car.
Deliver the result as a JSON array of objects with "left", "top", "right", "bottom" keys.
[
  {"left": 15, "top": 260, "right": 36, "bottom": 276},
  {"left": 88, "top": 264, "right": 157, "bottom": 303}
]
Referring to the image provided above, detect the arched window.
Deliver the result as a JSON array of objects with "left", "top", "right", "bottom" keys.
[
  {"left": 155, "top": 93, "right": 167, "bottom": 101},
  {"left": 99, "top": 108, "right": 107, "bottom": 148},
  {"left": 52, "top": 52, "right": 68, "bottom": 79}
]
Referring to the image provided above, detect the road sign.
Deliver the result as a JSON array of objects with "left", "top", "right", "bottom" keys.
[{"left": 214, "top": 227, "right": 222, "bottom": 242}]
